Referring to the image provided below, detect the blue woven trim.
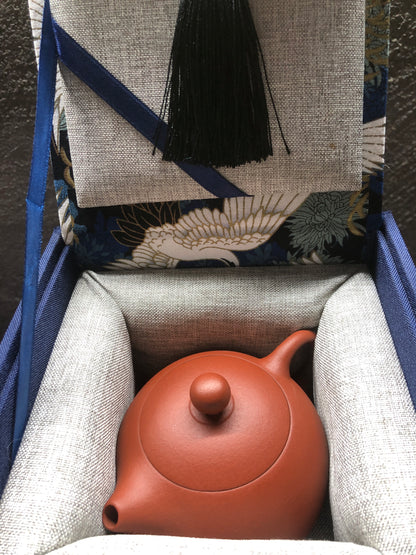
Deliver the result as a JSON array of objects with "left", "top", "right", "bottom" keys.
[
  {"left": 13, "top": 0, "right": 58, "bottom": 459},
  {"left": 51, "top": 20, "right": 247, "bottom": 199},
  {"left": 1, "top": 239, "right": 78, "bottom": 494},
  {"left": 374, "top": 226, "right": 416, "bottom": 410},
  {"left": 0, "top": 228, "right": 63, "bottom": 392},
  {"left": 382, "top": 212, "right": 416, "bottom": 314}
]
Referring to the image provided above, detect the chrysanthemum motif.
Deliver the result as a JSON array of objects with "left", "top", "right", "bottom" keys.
[
  {"left": 30, "top": 0, "right": 65, "bottom": 147},
  {"left": 362, "top": 117, "right": 386, "bottom": 174},
  {"left": 108, "top": 193, "right": 308, "bottom": 270},
  {"left": 285, "top": 192, "right": 352, "bottom": 255}
]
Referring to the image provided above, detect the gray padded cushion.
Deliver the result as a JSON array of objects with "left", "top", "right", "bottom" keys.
[
  {"left": 314, "top": 272, "right": 416, "bottom": 555},
  {"left": 87, "top": 265, "right": 361, "bottom": 380},
  {"left": 0, "top": 278, "right": 135, "bottom": 554}
]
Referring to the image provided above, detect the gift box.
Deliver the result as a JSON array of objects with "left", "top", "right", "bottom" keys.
[{"left": 0, "top": 0, "right": 415, "bottom": 553}]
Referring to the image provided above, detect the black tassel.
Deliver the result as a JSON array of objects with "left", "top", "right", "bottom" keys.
[{"left": 154, "top": 0, "right": 290, "bottom": 168}]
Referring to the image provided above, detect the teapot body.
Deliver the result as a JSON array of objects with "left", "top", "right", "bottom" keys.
[{"left": 103, "top": 331, "right": 328, "bottom": 539}]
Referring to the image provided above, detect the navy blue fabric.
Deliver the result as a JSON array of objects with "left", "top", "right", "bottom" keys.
[
  {"left": 0, "top": 238, "right": 78, "bottom": 496},
  {"left": 0, "top": 360, "right": 18, "bottom": 497},
  {"left": 382, "top": 211, "right": 416, "bottom": 315},
  {"left": 14, "top": 0, "right": 58, "bottom": 459},
  {"left": 373, "top": 218, "right": 416, "bottom": 410},
  {"left": 0, "top": 228, "right": 63, "bottom": 393},
  {"left": 51, "top": 21, "right": 247, "bottom": 200}
]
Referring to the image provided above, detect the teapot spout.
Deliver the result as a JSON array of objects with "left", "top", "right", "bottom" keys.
[
  {"left": 103, "top": 477, "right": 153, "bottom": 534},
  {"left": 103, "top": 485, "right": 137, "bottom": 534},
  {"left": 261, "top": 330, "right": 316, "bottom": 378},
  {"left": 103, "top": 500, "right": 121, "bottom": 532}
]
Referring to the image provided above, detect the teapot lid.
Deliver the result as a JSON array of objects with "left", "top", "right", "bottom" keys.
[{"left": 140, "top": 352, "right": 290, "bottom": 492}]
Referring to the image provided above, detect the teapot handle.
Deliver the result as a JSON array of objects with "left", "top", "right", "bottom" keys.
[{"left": 261, "top": 330, "right": 316, "bottom": 379}]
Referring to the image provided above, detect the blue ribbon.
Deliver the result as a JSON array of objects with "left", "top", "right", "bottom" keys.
[
  {"left": 51, "top": 20, "right": 247, "bottom": 199},
  {"left": 13, "top": 0, "right": 57, "bottom": 459}
]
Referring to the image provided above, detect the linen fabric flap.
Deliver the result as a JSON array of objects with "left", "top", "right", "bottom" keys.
[{"left": 49, "top": 0, "right": 365, "bottom": 207}]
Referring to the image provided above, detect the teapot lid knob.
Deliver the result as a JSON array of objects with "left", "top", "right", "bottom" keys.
[{"left": 190, "top": 373, "right": 231, "bottom": 416}]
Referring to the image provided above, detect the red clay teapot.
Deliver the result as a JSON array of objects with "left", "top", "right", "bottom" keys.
[{"left": 103, "top": 330, "right": 328, "bottom": 539}]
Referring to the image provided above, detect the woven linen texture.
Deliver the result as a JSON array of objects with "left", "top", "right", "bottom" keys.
[
  {"left": 86, "top": 265, "right": 360, "bottom": 380},
  {"left": 50, "top": 0, "right": 365, "bottom": 207},
  {"left": 0, "top": 278, "right": 135, "bottom": 555},
  {"left": 49, "top": 535, "right": 381, "bottom": 555},
  {"left": 314, "top": 272, "right": 416, "bottom": 555}
]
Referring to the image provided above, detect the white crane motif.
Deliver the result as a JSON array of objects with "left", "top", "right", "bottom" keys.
[
  {"left": 108, "top": 193, "right": 309, "bottom": 270},
  {"left": 362, "top": 117, "right": 386, "bottom": 174}
]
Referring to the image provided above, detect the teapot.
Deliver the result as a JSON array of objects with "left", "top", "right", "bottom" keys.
[{"left": 103, "top": 330, "right": 328, "bottom": 539}]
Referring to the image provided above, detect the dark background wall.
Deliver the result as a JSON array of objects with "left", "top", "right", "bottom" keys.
[{"left": 0, "top": 1, "right": 415, "bottom": 338}]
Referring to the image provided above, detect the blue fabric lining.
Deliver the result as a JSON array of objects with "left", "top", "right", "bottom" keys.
[
  {"left": 382, "top": 212, "right": 416, "bottom": 315},
  {"left": 51, "top": 20, "right": 247, "bottom": 200},
  {"left": 0, "top": 238, "right": 78, "bottom": 495},
  {"left": 13, "top": 0, "right": 58, "bottom": 459},
  {"left": 0, "top": 228, "right": 63, "bottom": 393},
  {"left": 374, "top": 222, "right": 416, "bottom": 410}
]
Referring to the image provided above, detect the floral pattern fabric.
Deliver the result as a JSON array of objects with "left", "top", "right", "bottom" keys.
[{"left": 37, "top": 0, "right": 390, "bottom": 270}]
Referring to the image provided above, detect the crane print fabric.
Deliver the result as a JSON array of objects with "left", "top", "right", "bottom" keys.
[{"left": 30, "top": 0, "right": 389, "bottom": 270}]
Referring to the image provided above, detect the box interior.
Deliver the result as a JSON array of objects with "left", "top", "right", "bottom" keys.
[{"left": 1, "top": 264, "right": 415, "bottom": 554}]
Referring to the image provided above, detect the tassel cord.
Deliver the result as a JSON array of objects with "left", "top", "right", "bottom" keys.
[
  {"left": 237, "top": 0, "right": 290, "bottom": 155},
  {"left": 154, "top": 0, "right": 289, "bottom": 167},
  {"left": 255, "top": 34, "right": 291, "bottom": 155}
]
